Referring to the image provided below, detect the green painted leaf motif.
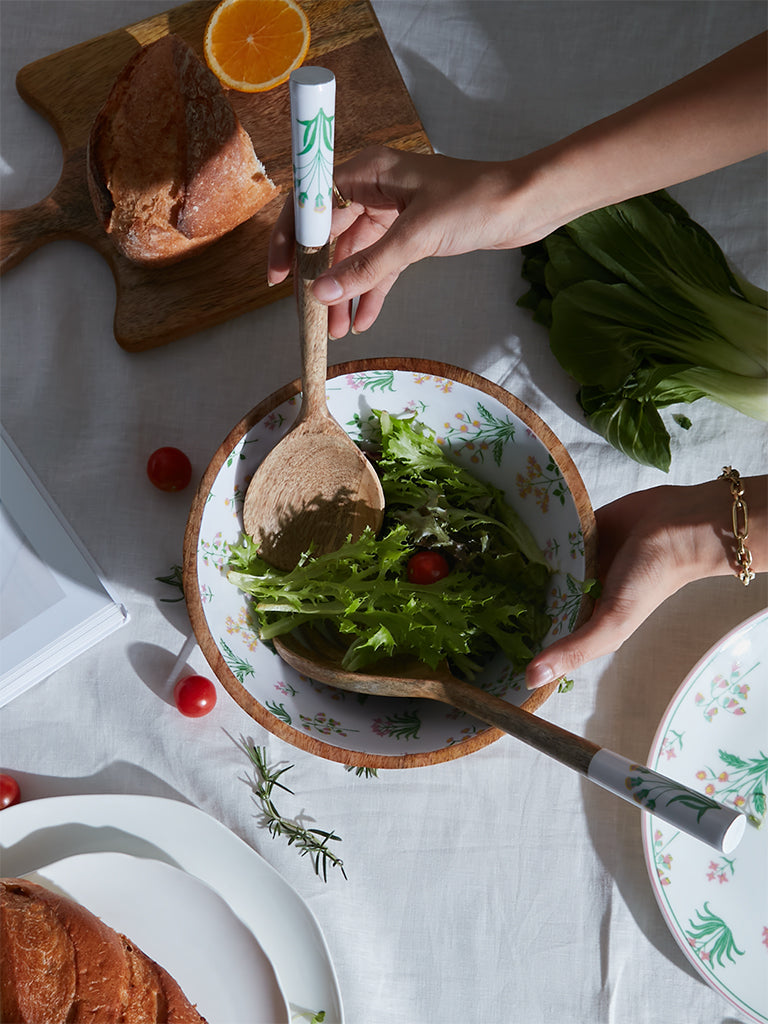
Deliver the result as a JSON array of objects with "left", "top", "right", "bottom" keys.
[
  {"left": 265, "top": 700, "right": 292, "bottom": 725},
  {"left": 220, "top": 638, "right": 254, "bottom": 684},
  {"left": 372, "top": 709, "right": 422, "bottom": 741},
  {"left": 299, "top": 116, "right": 318, "bottom": 153},
  {"left": 625, "top": 765, "right": 722, "bottom": 822},
  {"left": 320, "top": 109, "right": 335, "bottom": 150},
  {"left": 702, "top": 748, "right": 768, "bottom": 825},
  {"left": 440, "top": 400, "right": 517, "bottom": 466},
  {"left": 686, "top": 902, "right": 745, "bottom": 969},
  {"left": 515, "top": 454, "right": 568, "bottom": 511},
  {"left": 357, "top": 370, "right": 396, "bottom": 392}
]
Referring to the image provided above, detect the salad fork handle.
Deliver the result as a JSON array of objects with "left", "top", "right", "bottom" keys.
[{"left": 440, "top": 677, "right": 746, "bottom": 854}]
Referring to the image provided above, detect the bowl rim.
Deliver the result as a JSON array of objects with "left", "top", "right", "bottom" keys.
[{"left": 183, "top": 356, "right": 598, "bottom": 768}]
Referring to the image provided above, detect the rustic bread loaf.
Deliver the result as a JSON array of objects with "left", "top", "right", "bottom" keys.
[
  {"left": 0, "top": 878, "right": 208, "bottom": 1023},
  {"left": 87, "top": 34, "right": 278, "bottom": 265}
]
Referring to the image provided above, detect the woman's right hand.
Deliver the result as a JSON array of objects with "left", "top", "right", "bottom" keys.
[{"left": 267, "top": 147, "right": 546, "bottom": 339}]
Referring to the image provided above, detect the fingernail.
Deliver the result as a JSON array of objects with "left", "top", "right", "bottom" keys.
[
  {"left": 526, "top": 663, "right": 555, "bottom": 691},
  {"left": 313, "top": 276, "right": 344, "bottom": 302}
]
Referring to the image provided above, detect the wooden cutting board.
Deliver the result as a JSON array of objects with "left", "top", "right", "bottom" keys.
[{"left": 0, "top": 0, "right": 431, "bottom": 351}]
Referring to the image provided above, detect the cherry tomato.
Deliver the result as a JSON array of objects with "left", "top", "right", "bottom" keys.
[
  {"left": 407, "top": 550, "right": 450, "bottom": 584},
  {"left": 147, "top": 447, "right": 192, "bottom": 492},
  {"left": 174, "top": 675, "right": 217, "bottom": 717},
  {"left": 0, "top": 774, "right": 21, "bottom": 809}
]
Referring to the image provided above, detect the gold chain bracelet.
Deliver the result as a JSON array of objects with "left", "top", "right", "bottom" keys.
[{"left": 719, "top": 466, "right": 755, "bottom": 586}]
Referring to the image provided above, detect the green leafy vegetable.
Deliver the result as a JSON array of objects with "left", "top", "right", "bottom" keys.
[
  {"left": 228, "top": 411, "right": 552, "bottom": 679},
  {"left": 518, "top": 191, "right": 767, "bottom": 471}
]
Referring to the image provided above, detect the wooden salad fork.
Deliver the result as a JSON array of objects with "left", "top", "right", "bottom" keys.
[{"left": 274, "top": 629, "right": 747, "bottom": 854}]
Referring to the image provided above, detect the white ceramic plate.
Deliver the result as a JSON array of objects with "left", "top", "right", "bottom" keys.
[
  {"left": 0, "top": 794, "right": 343, "bottom": 1023},
  {"left": 24, "top": 852, "right": 289, "bottom": 1024},
  {"left": 642, "top": 609, "right": 768, "bottom": 1023},
  {"left": 184, "top": 358, "right": 596, "bottom": 768}
]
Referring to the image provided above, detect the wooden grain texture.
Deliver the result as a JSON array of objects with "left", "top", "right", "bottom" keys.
[
  {"left": 242, "top": 244, "right": 384, "bottom": 569},
  {"left": 274, "top": 631, "right": 600, "bottom": 774},
  {"left": 183, "top": 357, "right": 598, "bottom": 769},
  {"left": 0, "top": 0, "right": 431, "bottom": 351}
]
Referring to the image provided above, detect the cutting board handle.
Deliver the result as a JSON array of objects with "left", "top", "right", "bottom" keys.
[
  {"left": 1, "top": 153, "right": 100, "bottom": 275},
  {"left": 1, "top": 201, "right": 66, "bottom": 273}
]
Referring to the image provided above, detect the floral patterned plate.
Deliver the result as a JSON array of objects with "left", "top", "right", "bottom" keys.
[
  {"left": 183, "top": 358, "right": 597, "bottom": 768},
  {"left": 642, "top": 609, "right": 768, "bottom": 1022}
]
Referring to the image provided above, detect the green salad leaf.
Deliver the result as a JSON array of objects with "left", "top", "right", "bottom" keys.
[
  {"left": 518, "top": 191, "right": 767, "bottom": 471},
  {"left": 228, "top": 411, "right": 553, "bottom": 679}
]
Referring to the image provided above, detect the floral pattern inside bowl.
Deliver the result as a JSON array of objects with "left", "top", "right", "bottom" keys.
[{"left": 184, "top": 359, "right": 597, "bottom": 768}]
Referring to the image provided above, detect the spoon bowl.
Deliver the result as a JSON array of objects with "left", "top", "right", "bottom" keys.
[{"left": 242, "top": 243, "right": 384, "bottom": 569}]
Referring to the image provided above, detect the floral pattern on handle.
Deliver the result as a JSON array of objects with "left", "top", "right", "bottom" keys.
[
  {"left": 624, "top": 763, "right": 724, "bottom": 821},
  {"left": 293, "top": 107, "right": 334, "bottom": 215}
]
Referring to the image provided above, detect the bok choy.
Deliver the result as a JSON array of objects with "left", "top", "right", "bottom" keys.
[{"left": 518, "top": 191, "right": 767, "bottom": 471}]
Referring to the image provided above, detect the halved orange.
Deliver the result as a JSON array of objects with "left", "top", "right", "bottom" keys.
[{"left": 204, "top": 0, "right": 310, "bottom": 93}]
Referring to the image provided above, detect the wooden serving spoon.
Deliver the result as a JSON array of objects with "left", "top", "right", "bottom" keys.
[
  {"left": 242, "top": 68, "right": 384, "bottom": 570},
  {"left": 274, "top": 630, "right": 746, "bottom": 854}
]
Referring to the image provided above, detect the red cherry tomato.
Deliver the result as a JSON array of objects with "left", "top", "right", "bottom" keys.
[
  {"left": 147, "top": 447, "right": 192, "bottom": 492},
  {"left": 0, "top": 774, "right": 21, "bottom": 809},
  {"left": 407, "top": 550, "right": 450, "bottom": 584},
  {"left": 174, "top": 675, "right": 217, "bottom": 717}
]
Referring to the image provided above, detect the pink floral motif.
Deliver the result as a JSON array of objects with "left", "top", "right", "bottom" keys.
[
  {"left": 299, "top": 711, "right": 356, "bottom": 737},
  {"left": 661, "top": 730, "right": 684, "bottom": 761},
  {"left": 200, "top": 531, "right": 229, "bottom": 570},
  {"left": 264, "top": 410, "right": 287, "bottom": 430},
  {"left": 705, "top": 856, "right": 735, "bottom": 884},
  {"left": 651, "top": 827, "right": 676, "bottom": 887},
  {"left": 694, "top": 660, "right": 754, "bottom": 722}
]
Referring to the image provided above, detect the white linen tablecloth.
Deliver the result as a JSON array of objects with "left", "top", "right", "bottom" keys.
[{"left": 1, "top": 2, "right": 766, "bottom": 1023}]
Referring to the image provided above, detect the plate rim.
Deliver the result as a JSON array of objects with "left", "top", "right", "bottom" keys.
[
  {"left": 642, "top": 608, "right": 768, "bottom": 1023},
  {"left": 22, "top": 848, "right": 291, "bottom": 1024},
  {"left": 0, "top": 792, "right": 344, "bottom": 1023},
  {"left": 183, "top": 356, "right": 598, "bottom": 768}
]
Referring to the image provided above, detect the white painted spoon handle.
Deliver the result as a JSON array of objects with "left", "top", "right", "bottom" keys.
[
  {"left": 444, "top": 679, "right": 746, "bottom": 853},
  {"left": 289, "top": 66, "right": 336, "bottom": 248},
  {"left": 290, "top": 67, "right": 336, "bottom": 420},
  {"left": 587, "top": 748, "right": 745, "bottom": 854}
]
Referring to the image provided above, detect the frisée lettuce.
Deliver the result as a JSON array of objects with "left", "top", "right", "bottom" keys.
[{"left": 227, "top": 411, "right": 553, "bottom": 679}]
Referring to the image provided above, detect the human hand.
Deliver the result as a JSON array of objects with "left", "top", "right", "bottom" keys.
[
  {"left": 524, "top": 477, "right": 765, "bottom": 689},
  {"left": 267, "top": 146, "right": 542, "bottom": 338}
]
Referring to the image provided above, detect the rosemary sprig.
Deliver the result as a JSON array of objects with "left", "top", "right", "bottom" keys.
[
  {"left": 240, "top": 739, "right": 347, "bottom": 882},
  {"left": 344, "top": 765, "right": 379, "bottom": 778},
  {"left": 155, "top": 564, "right": 185, "bottom": 602}
]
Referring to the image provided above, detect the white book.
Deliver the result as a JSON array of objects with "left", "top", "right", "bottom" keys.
[{"left": 0, "top": 428, "right": 128, "bottom": 706}]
